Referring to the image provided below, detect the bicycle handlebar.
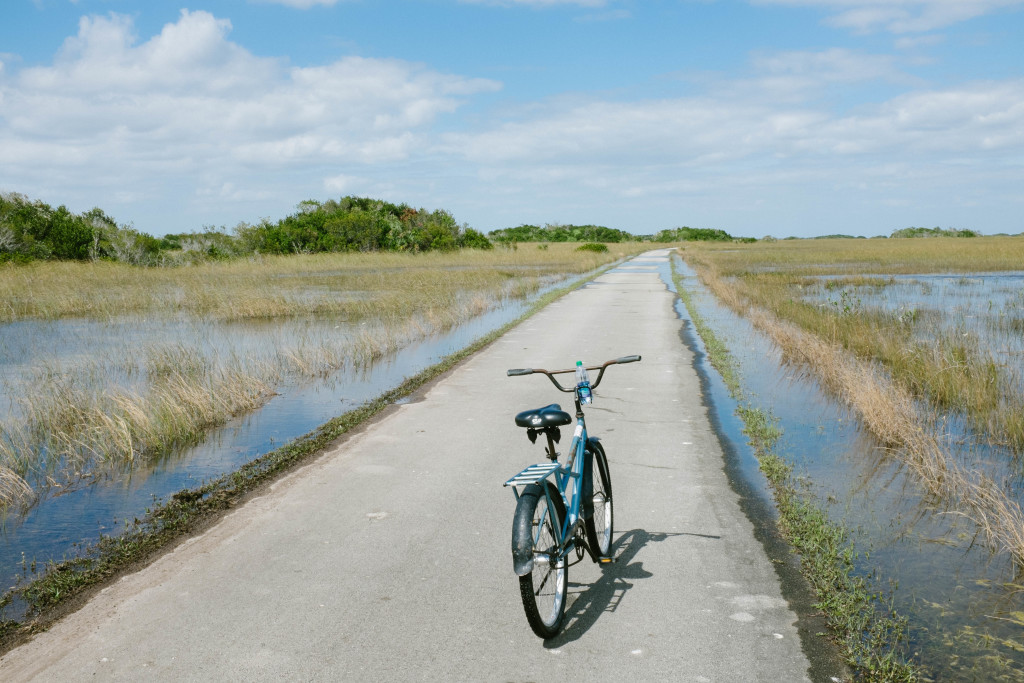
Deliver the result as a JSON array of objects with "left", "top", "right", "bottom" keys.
[{"left": 506, "top": 355, "right": 641, "bottom": 392}]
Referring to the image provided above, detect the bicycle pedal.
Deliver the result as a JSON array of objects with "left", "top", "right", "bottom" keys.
[{"left": 599, "top": 556, "right": 614, "bottom": 564}]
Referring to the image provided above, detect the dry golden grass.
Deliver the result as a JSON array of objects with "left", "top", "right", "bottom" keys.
[
  {"left": 0, "top": 243, "right": 645, "bottom": 322},
  {"left": 681, "top": 235, "right": 1024, "bottom": 276},
  {"left": 0, "top": 465, "right": 32, "bottom": 509},
  {"left": 12, "top": 352, "right": 276, "bottom": 472},
  {"left": 685, "top": 239, "right": 1024, "bottom": 451},
  {"left": 0, "top": 244, "right": 645, "bottom": 508}
]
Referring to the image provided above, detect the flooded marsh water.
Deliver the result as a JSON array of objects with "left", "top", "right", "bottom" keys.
[
  {"left": 809, "top": 272, "right": 1024, "bottom": 401},
  {"left": 672, "top": 256, "right": 1024, "bottom": 680},
  {"left": 0, "top": 259, "right": 598, "bottom": 613}
]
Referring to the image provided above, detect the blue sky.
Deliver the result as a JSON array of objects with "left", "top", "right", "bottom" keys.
[{"left": 1, "top": 1, "right": 1022, "bottom": 238}]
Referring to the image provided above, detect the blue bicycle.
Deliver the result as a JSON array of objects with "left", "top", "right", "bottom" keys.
[{"left": 504, "top": 355, "right": 641, "bottom": 638}]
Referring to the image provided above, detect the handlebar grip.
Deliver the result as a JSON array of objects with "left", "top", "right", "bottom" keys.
[
  {"left": 507, "top": 368, "right": 534, "bottom": 376},
  {"left": 615, "top": 355, "right": 642, "bottom": 364}
]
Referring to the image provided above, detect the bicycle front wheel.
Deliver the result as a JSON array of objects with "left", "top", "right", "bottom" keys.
[
  {"left": 585, "top": 441, "right": 614, "bottom": 559},
  {"left": 512, "top": 482, "right": 567, "bottom": 638}
]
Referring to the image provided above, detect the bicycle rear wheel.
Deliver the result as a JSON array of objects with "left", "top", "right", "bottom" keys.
[
  {"left": 512, "top": 482, "right": 567, "bottom": 638},
  {"left": 584, "top": 441, "right": 614, "bottom": 559}
]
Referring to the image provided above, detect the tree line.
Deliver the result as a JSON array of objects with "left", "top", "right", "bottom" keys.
[
  {"left": 487, "top": 223, "right": 637, "bottom": 244},
  {"left": 2, "top": 190, "right": 772, "bottom": 267},
  {"left": 651, "top": 226, "right": 741, "bottom": 243},
  {"left": 0, "top": 193, "right": 494, "bottom": 265}
]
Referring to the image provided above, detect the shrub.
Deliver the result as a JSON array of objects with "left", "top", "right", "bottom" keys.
[
  {"left": 488, "top": 223, "right": 632, "bottom": 243},
  {"left": 576, "top": 242, "right": 608, "bottom": 253},
  {"left": 890, "top": 226, "right": 978, "bottom": 238},
  {"left": 654, "top": 226, "right": 735, "bottom": 242},
  {"left": 458, "top": 228, "right": 493, "bottom": 250},
  {"left": 0, "top": 193, "right": 94, "bottom": 261}
]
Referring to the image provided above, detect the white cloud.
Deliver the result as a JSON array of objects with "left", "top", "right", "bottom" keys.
[
  {"left": 323, "top": 173, "right": 363, "bottom": 193},
  {"left": 0, "top": 10, "right": 500, "bottom": 226},
  {"left": 751, "top": 0, "right": 1024, "bottom": 33},
  {"left": 2, "top": 12, "right": 1021, "bottom": 237},
  {"left": 725, "top": 48, "right": 919, "bottom": 102},
  {"left": 444, "top": 49, "right": 938, "bottom": 166},
  {"left": 750, "top": 48, "right": 900, "bottom": 83},
  {"left": 439, "top": 51, "right": 1024, "bottom": 234}
]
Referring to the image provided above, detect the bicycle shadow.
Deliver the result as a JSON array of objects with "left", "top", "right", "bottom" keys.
[{"left": 544, "top": 528, "right": 720, "bottom": 647}]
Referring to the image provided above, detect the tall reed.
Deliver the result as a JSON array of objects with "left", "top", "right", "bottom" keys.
[{"left": 0, "top": 465, "right": 32, "bottom": 509}]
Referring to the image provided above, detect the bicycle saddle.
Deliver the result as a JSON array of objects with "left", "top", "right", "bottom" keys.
[{"left": 515, "top": 404, "right": 572, "bottom": 428}]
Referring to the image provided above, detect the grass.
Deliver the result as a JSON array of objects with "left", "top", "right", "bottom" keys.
[
  {"left": 0, "top": 244, "right": 650, "bottom": 511},
  {"left": 0, "top": 466, "right": 32, "bottom": 509},
  {"left": 0, "top": 258, "right": 616, "bottom": 651},
  {"left": 676, "top": 241, "right": 1024, "bottom": 567},
  {"left": 0, "top": 243, "right": 645, "bottom": 322},
  {"left": 671, "top": 259, "right": 918, "bottom": 681},
  {"left": 682, "top": 235, "right": 1024, "bottom": 276},
  {"left": 678, "top": 237, "right": 1024, "bottom": 450}
]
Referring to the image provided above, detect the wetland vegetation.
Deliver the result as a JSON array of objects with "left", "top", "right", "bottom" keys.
[
  {"left": 0, "top": 244, "right": 642, "bottom": 513},
  {"left": 672, "top": 259, "right": 916, "bottom": 681},
  {"left": 0, "top": 239, "right": 649, "bottom": 646},
  {"left": 6, "top": 183, "right": 1021, "bottom": 676},
  {"left": 674, "top": 237, "right": 1024, "bottom": 680},
  {"left": 0, "top": 245, "right": 638, "bottom": 511}
]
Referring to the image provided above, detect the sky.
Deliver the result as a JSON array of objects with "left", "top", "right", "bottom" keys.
[{"left": 1, "top": 1, "right": 1022, "bottom": 239}]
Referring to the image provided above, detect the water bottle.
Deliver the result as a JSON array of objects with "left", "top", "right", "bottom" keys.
[{"left": 575, "top": 361, "right": 593, "bottom": 404}]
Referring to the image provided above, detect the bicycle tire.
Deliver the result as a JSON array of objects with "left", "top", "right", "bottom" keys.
[
  {"left": 584, "top": 441, "right": 614, "bottom": 559},
  {"left": 512, "top": 481, "right": 568, "bottom": 638}
]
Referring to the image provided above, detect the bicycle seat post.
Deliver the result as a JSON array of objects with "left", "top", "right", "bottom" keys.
[{"left": 544, "top": 430, "right": 559, "bottom": 461}]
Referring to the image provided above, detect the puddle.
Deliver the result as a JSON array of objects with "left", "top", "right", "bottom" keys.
[{"left": 669, "top": 256, "right": 1024, "bottom": 680}]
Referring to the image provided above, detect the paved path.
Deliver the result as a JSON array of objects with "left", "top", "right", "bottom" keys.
[{"left": 1, "top": 250, "right": 819, "bottom": 681}]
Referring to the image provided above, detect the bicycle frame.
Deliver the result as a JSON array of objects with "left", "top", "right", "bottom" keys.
[
  {"left": 504, "top": 356, "right": 640, "bottom": 570},
  {"left": 504, "top": 398, "right": 590, "bottom": 571}
]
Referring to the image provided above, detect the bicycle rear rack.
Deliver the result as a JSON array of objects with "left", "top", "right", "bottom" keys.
[{"left": 504, "top": 463, "right": 560, "bottom": 493}]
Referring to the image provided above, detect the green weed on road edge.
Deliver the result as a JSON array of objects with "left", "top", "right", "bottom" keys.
[
  {"left": 671, "top": 259, "right": 918, "bottom": 682},
  {"left": 0, "top": 262, "right": 620, "bottom": 652}
]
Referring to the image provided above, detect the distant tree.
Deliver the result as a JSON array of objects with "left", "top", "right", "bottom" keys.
[
  {"left": 48, "top": 206, "right": 94, "bottom": 259},
  {"left": 488, "top": 223, "right": 632, "bottom": 243},
  {"left": 891, "top": 226, "right": 978, "bottom": 238},
  {"left": 0, "top": 193, "right": 97, "bottom": 261},
  {"left": 1, "top": 192, "right": 486, "bottom": 263},
  {"left": 232, "top": 197, "right": 482, "bottom": 255},
  {"left": 458, "top": 228, "right": 493, "bottom": 249},
  {"left": 653, "top": 226, "right": 734, "bottom": 242}
]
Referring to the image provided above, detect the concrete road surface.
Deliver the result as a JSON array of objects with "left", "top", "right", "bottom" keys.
[{"left": 1, "top": 250, "right": 833, "bottom": 681}]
